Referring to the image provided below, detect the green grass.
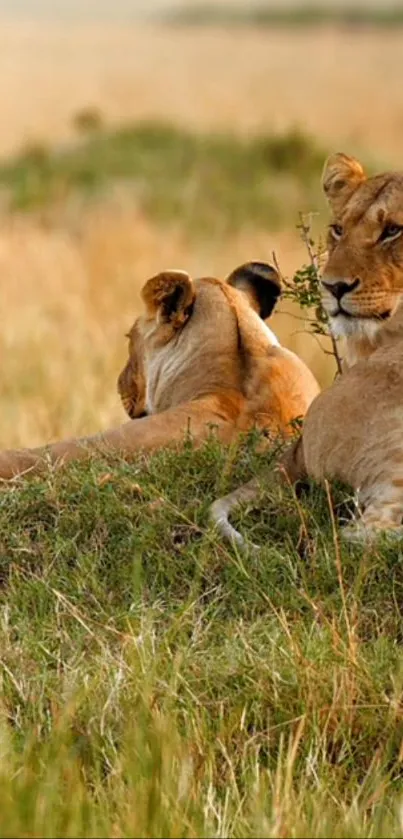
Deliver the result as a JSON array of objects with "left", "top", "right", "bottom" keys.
[
  {"left": 167, "top": 4, "right": 403, "bottom": 28},
  {"left": 0, "top": 122, "right": 327, "bottom": 233},
  {"left": 1, "top": 431, "right": 403, "bottom": 836}
]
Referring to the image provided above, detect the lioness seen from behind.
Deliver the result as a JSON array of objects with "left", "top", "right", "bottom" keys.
[{"left": 0, "top": 261, "right": 319, "bottom": 480}]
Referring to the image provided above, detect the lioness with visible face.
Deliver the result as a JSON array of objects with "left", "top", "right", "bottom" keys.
[
  {"left": 212, "top": 155, "right": 403, "bottom": 545},
  {"left": 0, "top": 261, "right": 319, "bottom": 480},
  {"left": 302, "top": 153, "right": 403, "bottom": 541}
]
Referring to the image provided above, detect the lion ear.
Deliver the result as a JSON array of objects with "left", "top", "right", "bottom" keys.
[
  {"left": 322, "top": 153, "right": 366, "bottom": 214},
  {"left": 226, "top": 261, "right": 281, "bottom": 320},
  {"left": 141, "top": 270, "right": 195, "bottom": 328}
]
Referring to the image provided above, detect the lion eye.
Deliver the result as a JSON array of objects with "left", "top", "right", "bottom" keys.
[
  {"left": 329, "top": 223, "right": 343, "bottom": 239},
  {"left": 379, "top": 223, "right": 403, "bottom": 242}
]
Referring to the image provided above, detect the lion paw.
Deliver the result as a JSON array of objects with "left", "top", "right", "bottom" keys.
[{"left": 341, "top": 521, "right": 403, "bottom": 545}]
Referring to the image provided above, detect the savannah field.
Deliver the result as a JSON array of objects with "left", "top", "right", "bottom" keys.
[
  {"left": 2, "top": 16, "right": 403, "bottom": 447},
  {"left": 2, "top": 7, "right": 403, "bottom": 838}
]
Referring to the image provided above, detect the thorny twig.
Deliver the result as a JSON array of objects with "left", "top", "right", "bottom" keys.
[
  {"left": 298, "top": 213, "right": 343, "bottom": 375},
  {"left": 274, "top": 213, "right": 343, "bottom": 376}
]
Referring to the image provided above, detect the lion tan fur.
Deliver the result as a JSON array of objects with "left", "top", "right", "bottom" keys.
[
  {"left": 298, "top": 154, "right": 403, "bottom": 541},
  {"left": 0, "top": 261, "right": 319, "bottom": 481},
  {"left": 212, "top": 156, "right": 403, "bottom": 546}
]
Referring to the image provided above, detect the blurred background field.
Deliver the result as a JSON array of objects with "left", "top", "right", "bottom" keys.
[{"left": 1, "top": 0, "right": 403, "bottom": 447}]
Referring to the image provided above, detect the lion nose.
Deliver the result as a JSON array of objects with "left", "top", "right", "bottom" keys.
[{"left": 321, "top": 278, "right": 360, "bottom": 301}]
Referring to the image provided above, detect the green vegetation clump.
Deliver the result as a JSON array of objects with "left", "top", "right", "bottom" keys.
[
  {"left": 72, "top": 106, "right": 105, "bottom": 136},
  {"left": 0, "top": 432, "right": 403, "bottom": 836},
  {"left": 167, "top": 3, "right": 403, "bottom": 28},
  {"left": 0, "top": 122, "right": 326, "bottom": 232}
]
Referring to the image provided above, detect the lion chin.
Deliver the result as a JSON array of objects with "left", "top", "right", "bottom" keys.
[{"left": 328, "top": 313, "right": 385, "bottom": 342}]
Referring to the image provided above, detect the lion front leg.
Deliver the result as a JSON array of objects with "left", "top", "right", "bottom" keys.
[{"left": 0, "top": 396, "right": 242, "bottom": 481}]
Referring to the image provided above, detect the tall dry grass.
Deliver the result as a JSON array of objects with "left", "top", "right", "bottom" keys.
[
  {"left": 0, "top": 23, "right": 401, "bottom": 161},
  {"left": 0, "top": 21, "right": 399, "bottom": 447},
  {"left": 0, "top": 203, "right": 327, "bottom": 448}
]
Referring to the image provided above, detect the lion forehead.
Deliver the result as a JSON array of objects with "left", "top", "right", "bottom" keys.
[{"left": 343, "top": 174, "right": 403, "bottom": 224}]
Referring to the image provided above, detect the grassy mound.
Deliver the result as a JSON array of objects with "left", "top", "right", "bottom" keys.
[{"left": 0, "top": 432, "right": 402, "bottom": 836}]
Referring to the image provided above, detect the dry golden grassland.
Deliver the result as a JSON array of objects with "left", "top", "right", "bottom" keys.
[
  {"left": 0, "top": 21, "right": 402, "bottom": 447},
  {"left": 0, "top": 23, "right": 402, "bottom": 160},
  {"left": 1, "top": 211, "right": 312, "bottom": 447}
]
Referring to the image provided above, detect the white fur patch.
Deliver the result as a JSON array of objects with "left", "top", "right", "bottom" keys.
[
  {"left": 260, "top": 319, "right": 280, "bottom": 347},
  {"left": 239, "top": 303, "right": 281, "bottom": 347},
  {"left": 329, "top": 314, "right": 382, "bottom": 342}
]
